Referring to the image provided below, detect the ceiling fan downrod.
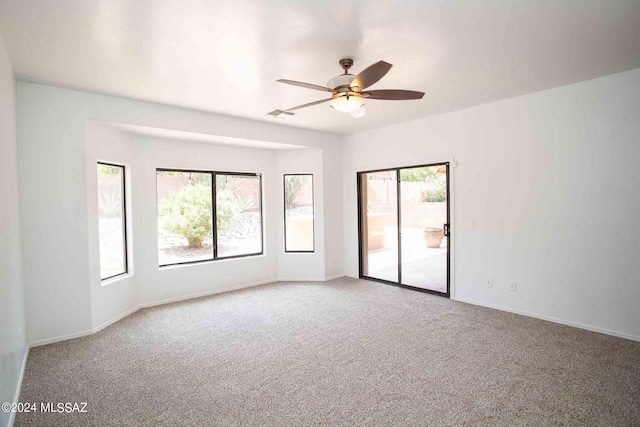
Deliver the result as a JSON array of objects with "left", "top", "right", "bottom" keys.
[{"left": 339, "top": 58, "right": 353, "bottom": 74}]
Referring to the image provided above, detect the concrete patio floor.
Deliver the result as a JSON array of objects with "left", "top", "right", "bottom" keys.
[{"left": 366, "top": 226, "right": 448, "bottom": 293}]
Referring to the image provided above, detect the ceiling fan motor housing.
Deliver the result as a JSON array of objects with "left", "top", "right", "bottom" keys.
[
  {"left": 327, "top": 74, "right": 355, "bottom": 90},
  {"left": 328, "top": 58, "right": 356, "bottom": 91}
]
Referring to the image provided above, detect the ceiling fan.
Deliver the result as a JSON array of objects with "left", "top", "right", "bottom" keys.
[{"left": 268, "top": 58, "right": 424, "bottom": 119}]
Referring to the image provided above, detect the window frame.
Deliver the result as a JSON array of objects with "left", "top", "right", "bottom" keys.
[
  {"left": 156, "top": 168, "right": 264, "bottom": 267},
  {"left": 283, "top": 173, "right": 315, "bottom": 253},
  {"left": 215, "top": 172, "right": 265, "bottom": 261},
  {"left": 98, "top": 162, "right": 128, "bottom": 281}
]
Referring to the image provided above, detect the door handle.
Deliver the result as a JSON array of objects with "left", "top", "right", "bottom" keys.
[{"left": 443, "top": 223, "right": 449, "bottom": 237}]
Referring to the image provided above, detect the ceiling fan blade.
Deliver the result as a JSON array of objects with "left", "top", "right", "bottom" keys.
[
  {"left": 268, "top": 98, "right": 331, "bottom": 117},
  {"left": 267, "top": 98, "right": 332, "bottom": 117},
  {"left": 286, "top": 98, "right": 332, "bottom": 111},
  {"left": 277, "top": 79, "right": 334, "bottom": 92},
  {"left": 350, "top": 61, "right": 392, "bottom": 91},
  {"left": 364, "top": 89, "right": 425, "bottom": 100}
]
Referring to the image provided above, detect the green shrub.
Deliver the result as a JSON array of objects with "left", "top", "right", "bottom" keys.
[
  {"left": 284, "top": 176, "right": 304, "bottom": 209},
  {"left": 422, "top": 187, "right": 446, "bottom": 202},
  {"left": 422, "top": 168, "right": 447, "bottom": 203},
  {"left": 98, "top": 164, "right": 121, "bottom": 175},
  {"left": 160, "top": 184, "right": 213, "bottom": 248},
  {"left": 98, "top": 190, "right": 121, "bottom": 217},
  {"left": 216, "top": 190, "right": 241, "bottom": 231},
  {"left": 234, "top": 192, "right": 256, "bottom": 212},
  {"left": 399, "top": 167, "right": 438, "bottom": 182}
]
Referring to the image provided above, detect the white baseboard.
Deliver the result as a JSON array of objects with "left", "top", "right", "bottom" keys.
[
  {"left": 91, "top": 305, "right": 141, "bottom": 334},
  {"left": 30, "top": 329, "right": 94, "bottom": 347},
  {"left": 29, "top": 279, "right": 279, "bottom": 347},
  {"left": 278, "top": 274, "right": 346, "bottom": 282},
  {"left": 453, "top": 296, "right": 640, "bottom": 342},
  {"left": 27, "top": 275, "right": 347, "bottom": 348},
  {"left": 8, "top": 346, "right": 29, "bottom": 427}
]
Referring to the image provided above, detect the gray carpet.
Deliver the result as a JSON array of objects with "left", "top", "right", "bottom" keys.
[{"left": 16, "top": 278, "right": 640, "bottom": 426}]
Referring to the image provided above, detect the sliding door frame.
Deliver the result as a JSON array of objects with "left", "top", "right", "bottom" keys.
[{"left": 357, "top": 162, "right": 451, "bottom": 297}]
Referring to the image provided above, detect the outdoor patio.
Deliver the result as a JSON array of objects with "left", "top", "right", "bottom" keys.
[{"left": 366, "top": 226, "right": 447, "bottom": 293}]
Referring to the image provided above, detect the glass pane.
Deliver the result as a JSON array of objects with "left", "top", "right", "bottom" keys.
[
  {"left": 360, "top": 170, "right": 399, "bottom": 282},
  {"left": 284, "top": 175, "right": 314, "bottom": 252},
  {"left": 399, "top": 165, "right": 448, "bottom": 292},
  {"left": 157, "top": 171, "right": 213, "bottom": 266},
  {"left": 216, "top": 174, "right": 263, "bottom": 258},
  {"left": 97, "top": 164, "right": 126, "bottom": 279}
]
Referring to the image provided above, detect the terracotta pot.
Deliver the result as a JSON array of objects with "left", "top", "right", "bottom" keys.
[{"left": 423, "top": 227, "right": 444, "bottom": 248}]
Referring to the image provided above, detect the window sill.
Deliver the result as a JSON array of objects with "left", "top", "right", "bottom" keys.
[
  {"left": 101, "top": 273, "right": 133, "bottom": 287},
  {"left": 159, "top": 253, "right": 266, "bottom": 271}
]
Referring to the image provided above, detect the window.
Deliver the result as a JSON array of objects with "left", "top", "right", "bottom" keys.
[
  {"left": 97, "top": 163, "right": 127, "bottom": 280},
  {"left": 156, "top": 169, "right": 263, "bottom": 266},
  {"left": 157, "top": 171, "right": 213, "bottom": 266},
  {"left": 216, "top": 174, "right": 263, "bottom": 258},
  {"left": 284, "top": 174, "right": 314, "bottom": 252}
]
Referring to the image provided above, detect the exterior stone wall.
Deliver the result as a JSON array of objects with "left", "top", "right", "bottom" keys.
[{"left": 365, "top": 180, "right": 446, "bottom": 229}]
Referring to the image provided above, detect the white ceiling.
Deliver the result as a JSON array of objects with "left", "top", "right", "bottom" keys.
[{"left": 1, "top": 0, "right": 639, "bottom": 135}]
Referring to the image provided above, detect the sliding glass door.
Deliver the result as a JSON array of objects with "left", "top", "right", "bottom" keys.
[
  {"left": 359, "top": 170, "right": 399, "bottom": 283},
  {"left": 358, "top": 163, "right": 450, "bottom": 296},
  {"left": 399, "top": 165, "right": 449, "bottom": 293}
]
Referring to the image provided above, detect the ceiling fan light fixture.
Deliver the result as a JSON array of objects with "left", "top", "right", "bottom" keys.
[
  {"left": 330, "top": 93, "right": 364, "bottom": 113},
  {"left": 351, "top": 105, "right": 366, "bottom": 119}
]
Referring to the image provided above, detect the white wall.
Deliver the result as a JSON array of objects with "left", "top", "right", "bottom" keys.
[
  {"left": 85, "top": 124, "right": 282, "bottom": 330},
  {"left": 18, "top": 62, "right": 637, "bottom": 351},
  {"left": 276, "top": 149, "right": 326, "bottom": 280},
  {"left": 85, "top": 124, "right": 137, "bottom": 331},
  {"left": 0, "top": 33, "right": 27, "bottom": 427},
  {"left": 134, "top": 135, "right": 280, "bottom": 305},
  {"left": 322, "top": 144, "right": 345, "bottom": 279},
  {"left": 344, "top": 68, "right": 640, "bottom": 340},
  {"left": 17, "top": 82, "right": 342, "bottom": 345}
]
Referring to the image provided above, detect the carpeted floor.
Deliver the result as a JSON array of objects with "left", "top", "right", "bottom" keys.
[{"left": 16, "top": 278, "right": 640, "bottom": 426}]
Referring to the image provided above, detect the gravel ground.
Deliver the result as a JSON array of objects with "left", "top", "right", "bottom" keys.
[
  {"left": 285, "top": 206, "right": 313, "bottom": 219},
  {"left": 98, "top": 217, "right": 126, "bottom": 277},
  {"left": 158, "top": 212, "right": 262, "bottom": 263},
  {"left": 101, "top": 210, "right": 287, "bottom": 267}
]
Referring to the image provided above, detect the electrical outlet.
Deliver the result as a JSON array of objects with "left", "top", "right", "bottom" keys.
[
  {"left": 486, "top": 278, "right": 492, "bottom": 288},
  {"left": 509, "top": 281, "right": 517, "bottom": 291}
]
